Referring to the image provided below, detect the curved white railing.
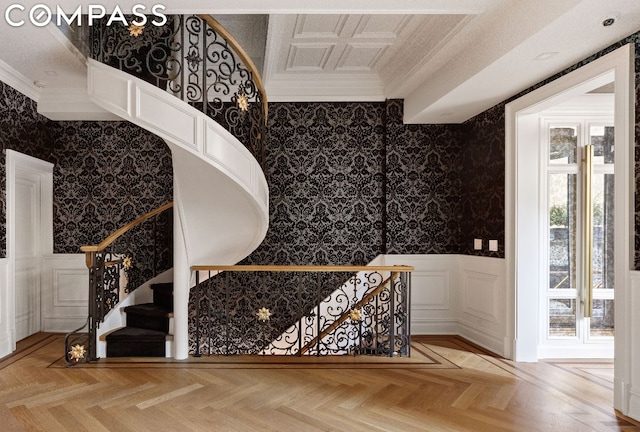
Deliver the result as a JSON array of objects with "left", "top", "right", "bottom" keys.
[{"left": 87, "top": 59, "right": 269, "bottom": 358}]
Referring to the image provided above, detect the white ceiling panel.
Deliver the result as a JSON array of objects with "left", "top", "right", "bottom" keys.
[{"left": 286, "top": 43, "right": 336, "bottom": 71}]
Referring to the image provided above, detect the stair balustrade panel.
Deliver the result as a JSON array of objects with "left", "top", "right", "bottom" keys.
[
  {"left": 65, "top": 204, "right": 173, "bottom": 364},
  {"left": 190, "top": 266, "right": 412, "bottom": 357},
  {"left": 87, "top": 14, "right": 266, "bottom": 167}
]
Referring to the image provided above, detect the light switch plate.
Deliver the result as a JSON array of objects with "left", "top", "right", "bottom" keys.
[
  {"left": 474, "top": 239, "right": 482, "bottom": 250},
  {"left": 489, "top": 240, "right": 498, "bottom": 251}
]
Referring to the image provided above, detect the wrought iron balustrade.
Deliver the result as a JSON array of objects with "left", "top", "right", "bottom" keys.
[
  {"left": 190, "top": 265, "right": 412, "bottom": 357},
  {"left": 65, "top": 202, "right": 173, "bottom": 364},
  {"left": 88, "top": 14, "right": 267, "bottom": 167}
]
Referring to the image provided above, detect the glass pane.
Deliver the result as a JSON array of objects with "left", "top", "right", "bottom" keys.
[
  {"left": 590, "top": 299, "right": 614, "bottom": 337},
  {"left": 549, "top": 127, "right": 577, "bottom": 164},
  {"left": 549, "top": 173, "right": 577, "bottom": 290},
  {"left": 549, "top": 298, "right": 577, "bottom": 337},
  {"left": 591, "top": 125, "right": 614, "bottom": 164},
  {"left": 592, "top": 173, "right": 614, "bottom": 291}
]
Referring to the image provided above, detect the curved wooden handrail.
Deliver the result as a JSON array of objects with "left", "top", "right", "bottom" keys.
[
  {"left": 198, "top": 14, "right": 269, "bottom": 125},
  {"left": 80, "top": 202, "right": 173, "bottom": 254},
  {"left": 192, "top": 265, "right": 414, "bottom": 273}
]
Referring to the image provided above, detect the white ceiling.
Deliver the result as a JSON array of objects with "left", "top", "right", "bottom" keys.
[{"left": 1, "top": 0, "right": 639, "bottom": 123}]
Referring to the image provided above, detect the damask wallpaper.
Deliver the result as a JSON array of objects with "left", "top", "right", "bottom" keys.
[
  {"left": 459, "top": 107, "right": 505, "bottom": 257},
  {"left": 385, "top": 99, "right": 464, "bottom": 254},
  {"left": 0, "top": 80, "right": 174, "bottom": 283},
  {"left": 49, "top": 121, "right": 173, "bottom": 253},
  {"left": 247, "top": 102, "right": 387, "bottom": 266},
  {"left": 0, "top": 81, "right": 54, "bottom": 258}
]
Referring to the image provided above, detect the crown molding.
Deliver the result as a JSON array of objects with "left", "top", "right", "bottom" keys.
[
  {"left": 265, "top": 73, "right": 385, "bottom": 102},
  {"left": 0, "top": 59, "right": 40, "bottom": 101}
]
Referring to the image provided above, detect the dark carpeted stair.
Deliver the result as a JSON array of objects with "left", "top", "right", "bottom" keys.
[{"left": 106, "top": 283, "right": 173, "bottom": 357}]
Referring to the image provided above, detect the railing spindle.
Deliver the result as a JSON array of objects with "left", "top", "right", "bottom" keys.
[{"left": 194, "top": 270, "right": 201, "bottom": 357}]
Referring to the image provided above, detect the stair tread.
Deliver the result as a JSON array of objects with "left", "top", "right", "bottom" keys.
[
  {"left": 124, "top": 303, "right": 172, "bottom": 316},
  {"left": 106, "top": 327, "right": 168, "bottom": 342}
]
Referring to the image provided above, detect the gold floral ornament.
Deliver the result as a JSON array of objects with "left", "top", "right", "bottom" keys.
[
  {"left": 129, "top": 23, "right": 145, "bottom": 37},
  {"left": 236, "top": 92, "right": 249, "bottom": 112},
  {"left": 123, "top": 256, "right": 133, "bottom": 270},
  {"left": 256, "top": 307, "right": 272, "bottom": 322},
  {"left": 349, "top": 308, "right": 362, "bottom": 322},
  {"left": 68, "top": 344, "right": 86, "bottom": 362}
]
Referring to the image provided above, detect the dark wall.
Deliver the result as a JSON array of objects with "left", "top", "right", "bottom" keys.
[
  {"left": 50, "top": 121, "right": 173, "bottom": 253},
  {"left": 459, "top": 107, "right": 505, "bottom": 257},
  {"left": 0, "top": 82, "right": 54, "bottom": 257},
  {"left": 242, "top": 100, "right": 467, "bottom": 265},
  {"left": 458, "top": 30, "right": 640, "bottom": 262},
  {"left": 0, "top": 80, "right": 173, "bottom": 269},
  {"left": 386, "top": 99, "right": 464, "bottom": 254}
]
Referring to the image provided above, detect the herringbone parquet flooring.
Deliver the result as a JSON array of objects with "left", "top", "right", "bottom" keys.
[{"left": 1, "top": 333, "right": 638, "bottom": 431}]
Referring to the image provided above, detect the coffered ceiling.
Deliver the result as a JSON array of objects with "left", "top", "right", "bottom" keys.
[
  {"left": 1, "top": 0, "right": 640, "bottom": 124},
  {"left": 263, "top": 14, "right": 471, "bottom": 102}
]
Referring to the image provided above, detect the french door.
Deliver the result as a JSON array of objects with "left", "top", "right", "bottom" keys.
[{"left": 541, "top": 118, "right": 614, "bottom": 357}]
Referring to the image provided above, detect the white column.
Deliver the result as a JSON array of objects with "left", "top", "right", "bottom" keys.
[{"left": 172, "top": 186, "right": 190, "bottom": 360}]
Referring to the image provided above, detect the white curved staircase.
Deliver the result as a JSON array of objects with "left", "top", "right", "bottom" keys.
[{"left": 86, "top": 59, "right": 269, "bottom": 359}]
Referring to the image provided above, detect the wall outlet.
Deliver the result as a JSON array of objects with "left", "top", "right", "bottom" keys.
[
  {"left": 489, "top": 240, "right": 498, "bottom": 251},
  {"left": 473, "top": 239, "right": 482, "bottom": 250}
]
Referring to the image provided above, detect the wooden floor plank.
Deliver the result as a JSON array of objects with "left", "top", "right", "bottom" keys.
[{"left": 0, "top": 333, "right": 639, "bottom": 431}]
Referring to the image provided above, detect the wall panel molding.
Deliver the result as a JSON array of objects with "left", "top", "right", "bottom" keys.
[{"left": 41, "top": 254, "right": 87, "bottom": 332}]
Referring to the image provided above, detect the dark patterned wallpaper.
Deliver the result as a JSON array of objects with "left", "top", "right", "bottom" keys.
[
  {"left": 0, "top": 81, "right": 54, "bottom": 258},
  {"left": 459, "top": 108, "right": 505, "bottom": 257},
  {"left": 385, "top": 99, "right": 464, "bottom": 254},
  {"left": 50, "top": 121, "right": 173, "bottom": 253},
  {"left": 0, "top": 80, "right": 173, "bottom": 278},
  {"left": 247, "top": 102, "right": 387, "bottom": 266}
]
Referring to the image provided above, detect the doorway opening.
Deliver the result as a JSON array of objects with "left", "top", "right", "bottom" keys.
[
  {"left": 5, "top": 150, "right": 54, "bottom": 350},
  {"left": 505, "top": 43, "right": 633, "bottom": 413}
]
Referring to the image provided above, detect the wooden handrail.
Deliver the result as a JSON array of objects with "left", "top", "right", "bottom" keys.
[
  {"left": 80, "top": 202, "right": 173, "bottom": 254},
  {"left": 298, "top": 272, "right": 399, "bottom": 355},
  {"left": 198, "top": 14, "right": 269, "bottom": 125},
  {"left": 192, "top": 265, "right": 414, "bottom": 273}
]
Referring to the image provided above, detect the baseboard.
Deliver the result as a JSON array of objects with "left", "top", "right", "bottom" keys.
[
  {"left": 457, "top": 319, "right": 505, "bottom": 357},
  {"left": 629, "top": 387, "right": 640, "bottom": 420},
  {"left": 0, "top": 332, "right": 13, "bottom": 359},
  {"left": 42, "top": 316, "right": 87, "bottom": 333},
  {"left": 615, "top": 377, "right": 630, "bottom": 415},
  {"left": 412, "top": 319, "right": 458, "bottom": 335}
]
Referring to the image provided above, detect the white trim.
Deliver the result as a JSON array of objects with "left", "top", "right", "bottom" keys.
[
  {"left": 5, "top": 150, "right": 54, "bottom": 353},
  {"left": 505, "top": 44, "right": 634, "bottom": 416},
  {"left": 0, "top": 59, "right": 40, "bottom": 101},
  {"left": 0, "top": 258, "right": 10, "bottom": 358}
]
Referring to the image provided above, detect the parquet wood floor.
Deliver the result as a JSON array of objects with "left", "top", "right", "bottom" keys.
[{"left": 1, "top": 333, "right": 638, "bottom": 431}]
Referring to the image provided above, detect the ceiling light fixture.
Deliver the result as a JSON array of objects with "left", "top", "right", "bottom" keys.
[{"left": 602, "top": 16, "right": 617, "bottom": 27}]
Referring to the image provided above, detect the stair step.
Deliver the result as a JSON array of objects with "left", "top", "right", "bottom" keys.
[
  {"left": 124, "top": 303, "right": 170, "bottom": 333},
  {"left": 106, "top": 327, "right": 167, "bottom": 357},
  {"left": 151, "top": 283, "right": 173, "bottom": 311}
]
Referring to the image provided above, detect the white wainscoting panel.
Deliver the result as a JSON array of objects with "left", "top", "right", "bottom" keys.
[
  {"left": 627, "top": 272, "right": 640, "bottom": 420},
  {"left": 457, "top": 255, "right": 506, "bottom": 356},
  {"left": 382, "top": 254, "right": 459, "bottom": 335},
  {"left": 0, "top": 258, "right": 12, "bottom": 358},
  {"left": 41, "top": 254, "right": 87, "bottom": 332}
]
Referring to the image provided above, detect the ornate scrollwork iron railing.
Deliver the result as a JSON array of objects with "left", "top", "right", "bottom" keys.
[
  {"left": 190, "top": 265, "right": 412, "bottom": 357},
  {"left": 64, "top": 202, "right": 173, "bottom": 364},
  {"left": 88, "top": 15, "right": 267, "bottom": 167}
]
